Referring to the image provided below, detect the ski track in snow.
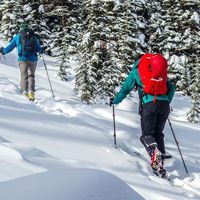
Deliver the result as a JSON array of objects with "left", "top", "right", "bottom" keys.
[{"left": 0, "top": 50, "right": 199, "bottom": 199}]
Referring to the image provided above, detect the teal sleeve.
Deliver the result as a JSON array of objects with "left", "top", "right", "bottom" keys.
[
  {"left": 132, "top": 59, "right": 140, "bottom": 69},
  {"left": 3, "top": 36, "right": 17, "bottom": 54},
  {"left": 113, "top": 70, "right": 136, "bottom": 104},
  {"left": 167, "top": 80, "right": 175, "bottom": 103}
]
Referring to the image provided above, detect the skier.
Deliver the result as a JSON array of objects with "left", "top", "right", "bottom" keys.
[
  {"left": 0, "top": 23, "right": 42, "bottom": 101},
  {"left": 110, "top": 53, "right": 175, "bottom": 178}
]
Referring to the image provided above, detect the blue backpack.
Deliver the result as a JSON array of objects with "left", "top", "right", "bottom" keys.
[{"left": 20, "top": 28, "right": 37, "bottom": 57}]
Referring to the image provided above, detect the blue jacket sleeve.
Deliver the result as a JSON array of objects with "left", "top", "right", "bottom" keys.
[
  {"left": 35, "top": 39, "right": 42, "bottom": 53},
  {"left": 3, "top": 36, "right": 17, "bottom": 54},
  {"left": 167, "top": 80, "right": 175, "bottom": 103},
  {"left": 113, "top": 69, "right": 137, "bottom": 104}
]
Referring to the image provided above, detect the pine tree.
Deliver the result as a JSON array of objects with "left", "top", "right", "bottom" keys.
[
  {"left": 44, "top": 1, "right": 82, "bottom": 80},
  {"left": 57, "top": 1, "right": 83, "bottom": 80},
  {"left": 57, "top": 25, "right": 71, "bottom": 81},
  {"left": 0, "top": 0, "right": 24, "bottom": 41},
  {"left": 187, "top": 56, "right": 200, "bottom": 123},
  {"left": 76, "top": 0, "right": 123, "bottom": 102},
  {"left": 75, "top": 43, "right": 96, "bottom": 103},
  {"left": 23, "top": 0, "right": 51, "bottom": 51},
  {"left": 67, "top": 0, "right": 83, "bottom": 56},
  {"left": 147, "top": 0, "right": 200, "bottom": 123},
  {"left": 178, "top": 1, "right": 200, "bottom": 123},
  {"left": 95, "top": 45, "right": 122, "bottom": 101},
  {"left": 96, "top": 0, "right": 148, "bottom": 101},
  {"left": 116, "top": 0, "right": 147, "bottom": 71},
  {"left": 75, "top": 0, "right": 101, "bottom": 103},
  {"left": 0, "top": 1, "right": 2, "bottom": 21},
  {"left": 146, "top": 0, "right": 186, "bottom": 88},
  {"left": 43, "top": 1, "right": 63, "bottom": 56},
  {"left": 95, "top": 0, "right": 122, "bottom": 101}
]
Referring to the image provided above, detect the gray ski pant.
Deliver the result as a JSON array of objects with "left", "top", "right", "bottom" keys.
[{"left": 19, "top": 61, "right": 37, "bottom": 93}]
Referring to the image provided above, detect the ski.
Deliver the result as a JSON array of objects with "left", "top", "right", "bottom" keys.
[
  {"left": 29, "top": 98, "right": 39, "bottom": 104},
  {"left": 19, "top": 92, "right": 39, "bottom": 104},
  {"left": 148, "top": 173, "right": 171, "bottom": 183},
  {"left": 117, "top": 146, "right": 172, "bottom": 181},
  {"left": 29, "top": 98, "right": 36, "bottom": 102},
  {"left": 153, "top": 170, "right": 170, "bottom": 181}
]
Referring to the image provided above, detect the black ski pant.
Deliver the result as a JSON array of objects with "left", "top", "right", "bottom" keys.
[{"left": 140, "top": 100, "right": 170, "bottom": 155}]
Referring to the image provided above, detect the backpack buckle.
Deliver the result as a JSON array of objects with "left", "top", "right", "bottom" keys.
[{"left": 151, "top": 77, "right": 163, "bottom": 82}]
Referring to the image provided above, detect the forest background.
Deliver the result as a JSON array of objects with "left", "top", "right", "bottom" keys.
[{"left": 0, "top": 0, "right": 200, "bottom": 123}]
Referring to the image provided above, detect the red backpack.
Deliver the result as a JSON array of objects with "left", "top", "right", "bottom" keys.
[{"left": 138, "top": 53, "right": 168, "bottom": 102}]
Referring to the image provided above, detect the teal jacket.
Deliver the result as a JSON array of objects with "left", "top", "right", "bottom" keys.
[
  {"left": 2, "top": 34, "right": 42, "bottom": 62},
  {"left": 113, "top": 60, "right": 175, "bottom": 105}
]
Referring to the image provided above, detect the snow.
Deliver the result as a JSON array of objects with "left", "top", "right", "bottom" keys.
[
  {"left": 191, "top": 11, "right": 200, "bottom": 24},
  {"left": 169, "top": 55, "right": 186, "bottom": 68},
  {"left": 91, "top": 0, "right": 120, "bottom": 4},
  {"left": 0, "top": 169, "right": 141, "bottom": 200},
  {"left": 39, "top": 5, "right": 44, "bottom": 13},
  {"left": 81, "top": 32, "right": 91, "bottom": 45},
  {"left": 23, "top": 5, "right": 32, "bottom": 13},
  {"left": 91, "top": 0, "right": 98, "bottom": 5},
  {"left": 0, "top": 38, "right": 200, "bottom": 200}
]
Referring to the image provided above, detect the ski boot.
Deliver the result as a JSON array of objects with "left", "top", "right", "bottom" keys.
[
  {"left": 28, "top": 92, "right": 35, "bottom": 101},
  {"left": 140, "top": 135, "right": 168, "bottom": 178},
  {"left": 151, "top": 147, "right": 167, "bottom": 178}
]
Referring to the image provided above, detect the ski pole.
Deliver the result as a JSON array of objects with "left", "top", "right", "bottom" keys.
[
  {"left": 0, "top": 53, "right": 6, "bottom": 60},
  {"left": 112, "top": 105, "right": 117, "bottom": 148},
  {"left": 168, "top": 118, "right": 189, "bottom": 174},
  {"left": 41, "top": 54, "right": 55, "bottom": 98}
]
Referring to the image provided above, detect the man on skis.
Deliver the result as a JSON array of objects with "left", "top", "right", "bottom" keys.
[
  {"left": 111, "top": 53, "right": 175, "bottom": 178},
  {"left": 0, "top": 23, "right": 42, "bottom": 101}
]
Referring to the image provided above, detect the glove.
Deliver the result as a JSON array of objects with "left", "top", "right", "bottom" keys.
[
  {"left": 0, "top": 47, "right": 4, "bottom": 54},
  {"left": 109, "top": 98, "right": 114, "bottom": 107}
]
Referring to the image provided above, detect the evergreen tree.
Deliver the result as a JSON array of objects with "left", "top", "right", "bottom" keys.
[
  {"left": 95, "top": 0, "right": 148, "bottom": 101},
  {"left": 43, "top": 1, "right": 64, "bottom": 56},
  {"left": 115, "top": 0, "right": 147, "bottom": 72},
  {"left": 53, "top": 4, "right": 71, "bottom": 81},
  {"left": 75, "top": 0, "right": 100, "bottom": 103},
  {"left": 0, "top": 0, "right": 24, "bottom": 41},
  {"left": 147, "top": 0, "right": 200, "bottom": 123},
  {"left": 42, "top": 2, "right": 69, "bottom": 80},
  {"left": 57, "top": 1, "right": 82, "bottom": 80},
  {"left": 187, "top": 56, "right": 200, "bottom": 123},
  {"left": 57, "top": 25, "right": 71, "bottom": 81},
  {"left": 23, "top": 0, "right": 51, "bottom": 51},
  {"left": 146, "top": 0, "right": 194, "bottom": 93},
  {"left": 178, "top": 1, "right": 200, "bottom": 123},
  {"left": 146, "top": 0, "right": 185, "bottom": 88},
  {"left": 75, "top": 41, "right": 96, "bottom": 103},
  {"left": 67, "top": 0, "right": 83, "bottom": 55},
  {"left": 0, "top": 1, "right": 2, "bottom": 21},
  {"left": 44, "top": 0, "right": 82, "bottom": 80},
  {"left": 0, "top": 0, "right": 199, "bottom": 122},
  {"left": 95, "top": 1, "right": 122, "bottom": 101},
  {"left": 76, "top": 0, "right": 123, "bottom": 102}
]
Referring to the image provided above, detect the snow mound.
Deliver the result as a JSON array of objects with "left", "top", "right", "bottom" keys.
[{"left": 0, "top": 168, "right": 144, "bottom": 200}]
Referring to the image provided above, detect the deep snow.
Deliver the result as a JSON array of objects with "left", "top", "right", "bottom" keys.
[{"left": 0, "top": 38, "right": 199, "bottom": 200}]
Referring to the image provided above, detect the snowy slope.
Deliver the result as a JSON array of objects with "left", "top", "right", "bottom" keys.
[
  {"left": 0, "top": 169, "right": 143, "bottom": 200},
  {"left": 0, "top": 39, "right": 199, "bottom": 200}
]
